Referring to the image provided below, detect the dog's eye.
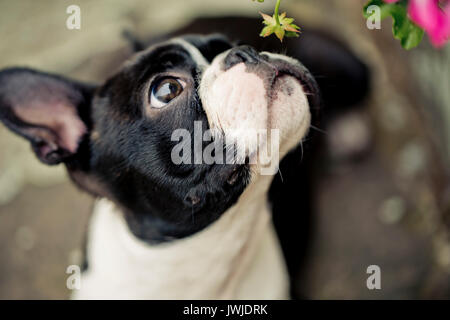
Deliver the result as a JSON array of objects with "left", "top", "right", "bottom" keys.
[{"left": 149, "top": 77, "right": 185, "bottom": 108}]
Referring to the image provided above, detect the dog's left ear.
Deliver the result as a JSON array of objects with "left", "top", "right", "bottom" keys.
[{"left": 0, "top": 67, "right": 95, "bottom": 165}]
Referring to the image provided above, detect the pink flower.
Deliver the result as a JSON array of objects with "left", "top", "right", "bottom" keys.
[
  {"left": 408, "top": 0, "right": 450, "bottom": 47},
  {"left": 381, "top": 0, "right": 449, "bottom": 47}
]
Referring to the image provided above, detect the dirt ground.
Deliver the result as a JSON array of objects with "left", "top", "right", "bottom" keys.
[{"left": 0, "top": 0, "right": 449, "bottom": 299}]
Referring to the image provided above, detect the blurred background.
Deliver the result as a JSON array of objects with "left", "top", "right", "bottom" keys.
[{"left": 0, "top": 0, "right": 449, "bottom": 299}]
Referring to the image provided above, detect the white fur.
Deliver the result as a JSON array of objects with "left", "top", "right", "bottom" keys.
[
  {"left": 72, "top": 175, "right": 289, "bottom": 300},
  {"left": 199, "top": 51, "right": 311, "bottom": 166}
]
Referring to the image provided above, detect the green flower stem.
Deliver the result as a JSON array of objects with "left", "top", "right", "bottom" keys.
[{"left": 274, "top": 0, "right": 282, "bottom": 26}]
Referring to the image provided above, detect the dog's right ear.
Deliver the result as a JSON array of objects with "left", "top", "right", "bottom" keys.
[{"left": 0, "top": 68, "right": 95, "bottom": 165}]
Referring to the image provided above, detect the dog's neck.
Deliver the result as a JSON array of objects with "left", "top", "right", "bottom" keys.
[{"left": 73, "top": 175, "right": 289, "bottom": 299}]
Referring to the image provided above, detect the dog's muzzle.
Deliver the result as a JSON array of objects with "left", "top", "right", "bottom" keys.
[{"left": 199, "top": 45, "right": 316, "bottom": 169}]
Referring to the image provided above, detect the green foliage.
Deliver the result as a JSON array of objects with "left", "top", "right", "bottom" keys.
[{"left": 364, "top": 0, "right": 424, "bottom": 50}]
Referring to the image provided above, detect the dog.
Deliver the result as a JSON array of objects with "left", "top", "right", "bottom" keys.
[{"left": 0, "top": 16, "right": 369, "bottom": 299}]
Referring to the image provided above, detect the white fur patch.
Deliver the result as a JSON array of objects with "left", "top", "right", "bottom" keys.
[
  {"left": 201, "top": 63, "right": 269, "bottom": 158},
  {"left": 199, "top": 52, "right": 311, "bottom": 165},
  {"left": 72, "top": 176, "right": 289, "bottom": 300}
]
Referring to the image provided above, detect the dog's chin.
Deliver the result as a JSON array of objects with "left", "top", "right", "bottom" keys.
[
  {"left": 200, "top": 57, "right": 311, "bottom": 172},
  {"left": 269, "top": 73, "right": 311, "bottom": 156}
]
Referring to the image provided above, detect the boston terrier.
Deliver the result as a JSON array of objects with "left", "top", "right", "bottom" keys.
[{"left": 0, "top": 17, "right": 369, "bottom": 299}]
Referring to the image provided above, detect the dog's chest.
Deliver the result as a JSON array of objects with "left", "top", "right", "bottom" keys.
[{"left": 72, "top": 196, "right": 289, "bottom": 299}]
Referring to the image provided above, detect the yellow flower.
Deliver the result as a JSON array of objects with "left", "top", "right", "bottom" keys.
[{"left": 259, "top": 11, "right": 301, "bottom": 42}]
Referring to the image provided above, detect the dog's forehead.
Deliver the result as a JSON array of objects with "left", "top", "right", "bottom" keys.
[
  {"left": 123, "top": 38, "right": 210, "bottom": 73},
  {"left": 171, "top": 38, "right": 210, "bottom": 67}
]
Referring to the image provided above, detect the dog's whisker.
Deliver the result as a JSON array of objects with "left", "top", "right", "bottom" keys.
[
  {"left": 277, "top": 167, "right": 284, "bottom": 183},
  {"left": 310, "top": 125, "right": 328, "bottom": 135},
  {"left": 300, "top": 140, "right": 304, "bottom": 163}
]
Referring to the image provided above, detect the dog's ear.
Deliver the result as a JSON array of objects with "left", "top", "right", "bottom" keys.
[{"left": 0, "top": 67, "right": 95, "bottom": 165}]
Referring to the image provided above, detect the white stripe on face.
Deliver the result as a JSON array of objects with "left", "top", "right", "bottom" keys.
[{"left": 170, "top": 38, "right": 210, "bottom": 71}]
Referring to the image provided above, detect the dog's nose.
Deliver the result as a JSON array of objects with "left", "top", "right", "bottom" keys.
[{"left": 224, "top": 45, "right": 261, "bottom": 69}]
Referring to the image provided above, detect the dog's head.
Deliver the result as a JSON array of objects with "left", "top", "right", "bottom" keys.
[{"left": 0, "top": 34, "right": 319, "bottom": 242}]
